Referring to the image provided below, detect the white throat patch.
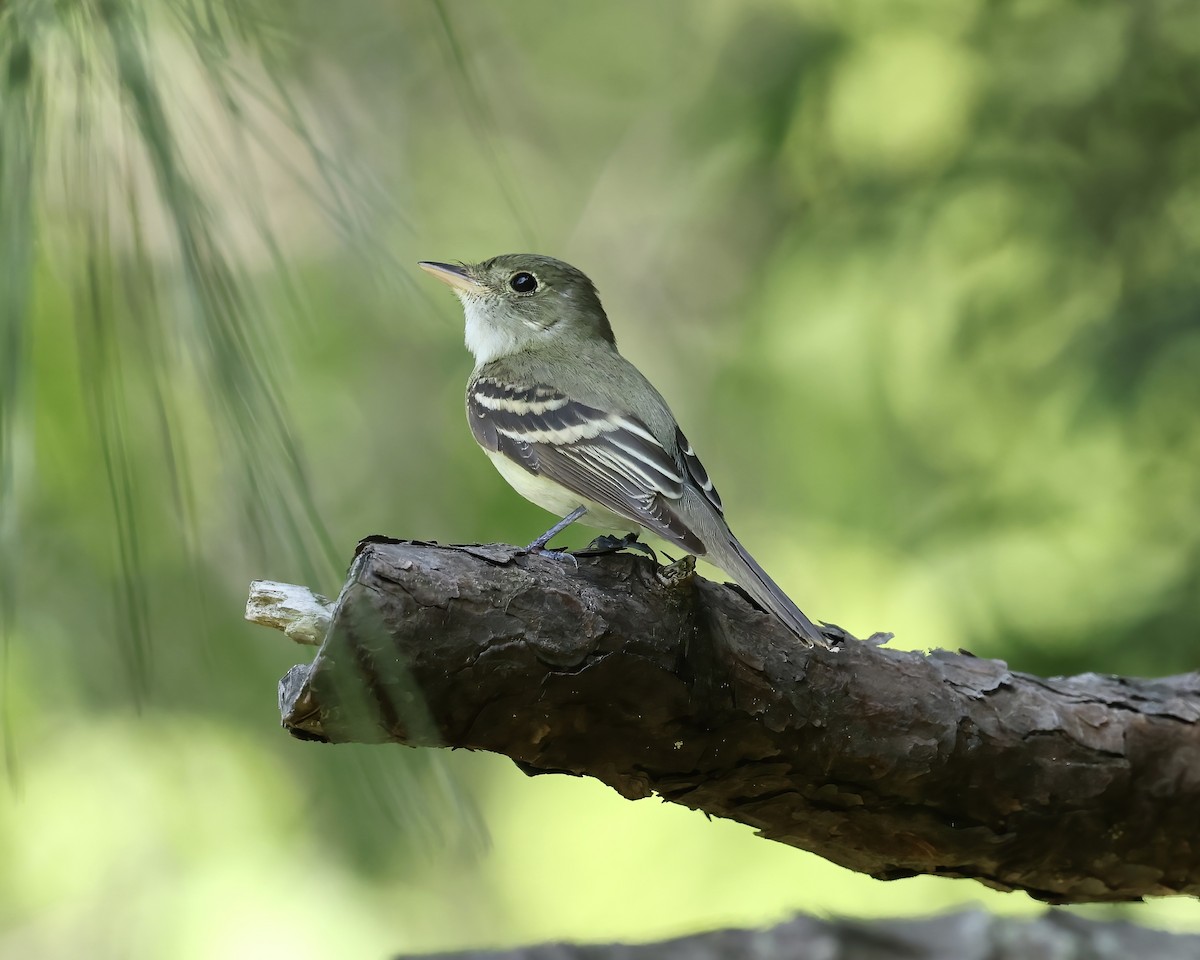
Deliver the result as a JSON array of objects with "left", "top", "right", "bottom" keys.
[{"left": 460, "top": 294, "right": 528, "bottom": 367}]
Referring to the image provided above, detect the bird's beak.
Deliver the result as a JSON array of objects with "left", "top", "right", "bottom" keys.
[{"left": 418, "top": 261, "right": 485, "bottom": 295}]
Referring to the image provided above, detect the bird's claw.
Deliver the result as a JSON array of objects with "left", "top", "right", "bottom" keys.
[
  {"left": 576, "top": 533, "right": 658, "bottom": 562},
  {"left": 522, "top": 544, "right": 579, "bottom": 569}
]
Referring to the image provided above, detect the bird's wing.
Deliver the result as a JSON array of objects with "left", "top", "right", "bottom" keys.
[{"left": 468, "top": 377, "right": 722, "bottom": 554}]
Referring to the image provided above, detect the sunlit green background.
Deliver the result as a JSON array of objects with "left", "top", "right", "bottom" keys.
[{"left": 3, "top": 1, "right": 1200, "bottom": 957}]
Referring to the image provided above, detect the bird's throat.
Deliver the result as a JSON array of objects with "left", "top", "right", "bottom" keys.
[{"left": 461, "top": 296, "right": 527, "bottom": 367}]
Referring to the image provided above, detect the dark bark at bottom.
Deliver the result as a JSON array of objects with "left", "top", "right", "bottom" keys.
[
  {"left": 395, "top": 910, "right": 1200, "bottom": 960},
  {"left": 276, "top": 539, "right": 1200, "bottom": 904}
]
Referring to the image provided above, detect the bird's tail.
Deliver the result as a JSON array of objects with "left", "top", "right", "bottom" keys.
[{"left": 713, "top": 536, "right": 829, "bottom": 649}]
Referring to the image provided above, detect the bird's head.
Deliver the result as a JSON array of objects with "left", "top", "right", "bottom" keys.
[{"left": 419, "top": 254, "right": 615, "bottom": 366}]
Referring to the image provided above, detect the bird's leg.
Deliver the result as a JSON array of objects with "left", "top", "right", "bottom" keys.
[
  {"left": 523, "top": 506, "right": 588, "bottom": 565},
  {"left": 578, "top": 532, "right": 658, "bottom": 563},
  {"left": 526, "top": 505, "right": 588, "bottom": 550}
]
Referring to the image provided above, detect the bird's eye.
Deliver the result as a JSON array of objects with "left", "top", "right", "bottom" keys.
[{"left": 509, "top": 272, "right": 538, "bottom": 294}]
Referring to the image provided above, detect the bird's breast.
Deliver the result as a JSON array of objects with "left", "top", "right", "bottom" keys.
[{"left": 482, "top": 449, "right": 635, "bottom": 533}]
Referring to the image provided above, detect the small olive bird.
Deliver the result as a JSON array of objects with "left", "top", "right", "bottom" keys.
[{"left": 419, "top": 254, "right": 828, "bottom": 648}]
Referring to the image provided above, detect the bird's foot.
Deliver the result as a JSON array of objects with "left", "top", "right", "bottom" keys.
[
  {"left": 521, "top": 542, "right": 579, "bottom": 569},
  {"left": 576, "top": 533, "right": 658, "bottom": 562}
]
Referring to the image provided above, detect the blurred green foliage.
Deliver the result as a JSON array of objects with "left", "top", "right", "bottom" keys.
[{"left": 2, "top": 0, "right": 1199, "bottom": 956}]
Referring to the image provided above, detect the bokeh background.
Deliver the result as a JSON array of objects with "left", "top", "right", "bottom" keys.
[{"left": 3, "top": 0, "right": 1200, "bottom": 957}]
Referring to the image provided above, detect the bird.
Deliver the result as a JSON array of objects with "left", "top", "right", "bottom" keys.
[{"left": 418, "top": 254, "right": 829, "bottom": 649}]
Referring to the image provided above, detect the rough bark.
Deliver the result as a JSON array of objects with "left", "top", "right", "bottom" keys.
[
  {"left": 264, "top": 538, "right": 1200, "bottom": 905},
  {"left": 394, "top": 909, "right": 1200, "bottom": 960}
]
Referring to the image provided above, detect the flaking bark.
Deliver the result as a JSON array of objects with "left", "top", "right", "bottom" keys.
[{"left": 267, "top": 538, "right": 1200, "bottom": 904}]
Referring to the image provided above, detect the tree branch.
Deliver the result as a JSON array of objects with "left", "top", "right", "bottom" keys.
[
  {"left": 395, "top": 909, "right": 1200, "bottom": 960},
  {"left": 254, "top": 538, "right": 1200, "bottom": 904}
]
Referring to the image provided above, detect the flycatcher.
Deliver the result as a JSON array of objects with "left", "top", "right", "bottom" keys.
[{"left": 419, "top": 254, "right": 829, "bottom": 649}]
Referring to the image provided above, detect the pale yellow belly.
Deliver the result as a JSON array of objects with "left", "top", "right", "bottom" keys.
[{"left": 485, "top": 449, "right": 636, "bottom": 533}]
